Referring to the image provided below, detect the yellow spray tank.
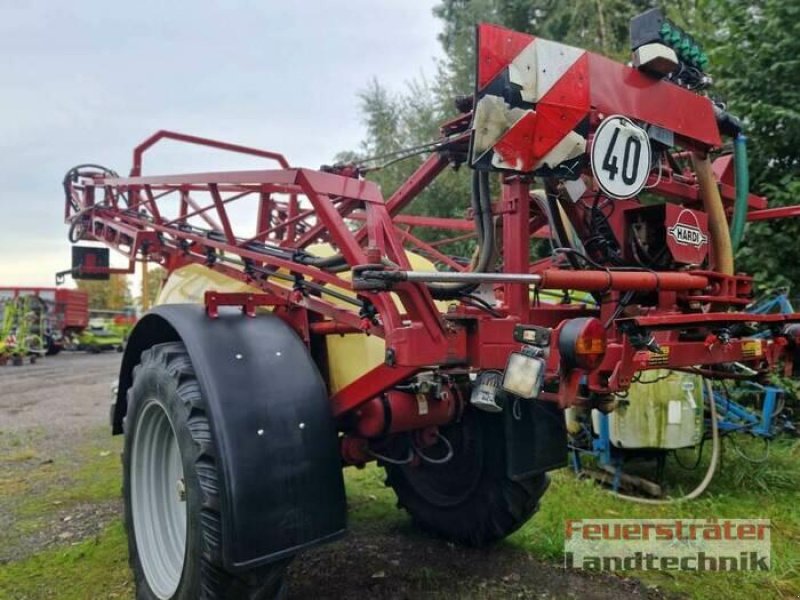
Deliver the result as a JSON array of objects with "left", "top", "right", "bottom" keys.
[{"left": 156, "top": 245, "right": 449, "bottom": 393}]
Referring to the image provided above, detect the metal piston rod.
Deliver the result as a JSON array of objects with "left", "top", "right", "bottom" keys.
[{"left": 357, "top": 269, "right": 710, "bottom": 292}]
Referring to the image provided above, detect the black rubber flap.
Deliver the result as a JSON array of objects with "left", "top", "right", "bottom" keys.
[{"left": 504, "top": 397, "right": 568, "bottom": 481}]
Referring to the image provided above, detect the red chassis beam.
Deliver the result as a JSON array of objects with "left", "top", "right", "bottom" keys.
[{"left": 593, "top": 335, "right": 790, "bottom": 395}]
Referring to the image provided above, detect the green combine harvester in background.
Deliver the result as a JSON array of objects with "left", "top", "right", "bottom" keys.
[
  {"left": 0, "top": 295, "right": 47, "bottom": 365},
  {"left": 76, "top": 310, "right": 135, "bottom": 353},
  {"left": 77, "top": 324, "right": 125, "bottom": 353}
]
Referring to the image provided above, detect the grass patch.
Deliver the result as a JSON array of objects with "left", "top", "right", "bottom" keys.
[
  {"left": 3, "top": 448, "right": 41, "bottom": 463},
  {"left": 0, "top": 474, "right": 31, "bottom": 497},
  {"left": 0, "top": 521, "right": 132, "bottom": 599},
  {"left": 344, "top": 465, "right": 405, "bottom": 525},
  {"left": 2, "top": 427, "right": 798, "bottom": 599},
  {"left": 14, "top": 435, "right": 122, "bottom": 520},
  {"left": 509, "top": 437, "right": 800, "bottom": 599},
  {"left": 1, "top": 428, "right": 122, "bottom": 560},
  {"left": 0, "top": 429, "right": 45, "bottom": 466}
]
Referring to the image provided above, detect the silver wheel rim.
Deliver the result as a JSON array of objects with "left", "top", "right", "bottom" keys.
[{"left": 131, "top": 400, "right": 187, "bottom": 599}]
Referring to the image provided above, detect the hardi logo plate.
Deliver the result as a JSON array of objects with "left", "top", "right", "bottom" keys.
[{"left": 665, "top": 205, "right": 709, "bottom": 265}]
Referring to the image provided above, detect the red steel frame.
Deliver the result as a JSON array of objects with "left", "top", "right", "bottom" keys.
[{"left": 62, "top": 40, "right": 800, "bottom": 417}]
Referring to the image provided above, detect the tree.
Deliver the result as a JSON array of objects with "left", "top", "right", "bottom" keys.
[
  {"left": 700, "top": 0, "right": 800, "bottom": 291},
  {"left": 340, "top": 76, "right": 476, "bottom": 257},
  {"left": 140, "top": 265, "right": 166, "bottom": 311},
  {"left": 76, "top": 274, "right": 133, "bottom": 311}
]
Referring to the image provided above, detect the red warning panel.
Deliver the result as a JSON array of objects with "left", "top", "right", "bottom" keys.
[
  {"left": 470, "top": 23, "right": 590, "bottom": 177},
  {"left": 493, "top": 111, "right": 539, "bottom": 171},
  {"left": 476, "top": 24, "right": 535, "bottom": 90}
]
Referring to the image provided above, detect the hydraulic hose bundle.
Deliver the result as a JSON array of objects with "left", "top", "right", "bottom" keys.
[
  {"left": 424, "top": 170, "right": 495, "bottom": 299},
  {"left": 296, "top": 170, "right": 496, "bottom": 299}
]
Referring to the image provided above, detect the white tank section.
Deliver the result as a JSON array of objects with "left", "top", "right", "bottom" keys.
[{"left": 592, "top": 370, "right": 704, "bottom": 449}]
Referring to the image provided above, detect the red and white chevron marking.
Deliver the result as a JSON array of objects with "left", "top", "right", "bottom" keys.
[{"left": 470, "top": 23, "right": 590, "bottom": 174}]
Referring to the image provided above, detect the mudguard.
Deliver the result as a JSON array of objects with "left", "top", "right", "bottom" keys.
[
  {"left": 504, "top": 398, "right": 567, "bottom": 481},
  {"left": 115, "top": 304, "right": 346, "bottom": 570}
]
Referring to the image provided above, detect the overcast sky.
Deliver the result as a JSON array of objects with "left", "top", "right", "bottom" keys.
[{"left": 0, "top": 1, "right": 442, "bottom": 288}]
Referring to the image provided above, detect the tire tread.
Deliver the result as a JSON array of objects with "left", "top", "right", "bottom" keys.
[
  {"left": 384, "top": 412, "right": 549, "bottom": 547},
  {"left": 124, "top": 342, "right": 287, "bottom": 599}
]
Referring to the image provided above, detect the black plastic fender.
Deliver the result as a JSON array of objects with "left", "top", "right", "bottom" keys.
[
  {"left": 114, "top": 304, "right": 346, "bottom": 570},
  {"left": 504, "top": 398, "right": 567, "bottom": 481}
]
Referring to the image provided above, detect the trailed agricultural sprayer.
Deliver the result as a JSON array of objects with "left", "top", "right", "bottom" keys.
[{"left": 59, "top": 9, "right": 800, "bottom": 599}]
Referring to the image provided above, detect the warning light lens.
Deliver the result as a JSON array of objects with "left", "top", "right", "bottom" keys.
[
  {"left": 558, "top": 317, "right": 607, "bottom": 371},
  {"left": 576, "top": 334, "right": 605, "bottom": 355}
]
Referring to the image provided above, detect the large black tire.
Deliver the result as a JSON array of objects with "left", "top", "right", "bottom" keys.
[
  {"left": 122, "top": 342, "right": 289, "bottom": 600},
  {"left": 384, "top": 410, "right": 549, "bottom": 547}
]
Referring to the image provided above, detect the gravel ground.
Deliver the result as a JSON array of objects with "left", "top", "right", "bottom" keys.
[
  {"left": 0, "top": 352, "right": 664, "bottom": 599},
  {"left": 0, "top": 351, "right": 120, "bottom": 434}
]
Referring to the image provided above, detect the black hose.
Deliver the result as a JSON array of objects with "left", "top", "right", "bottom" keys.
[
  {"left": 63, "top": 164, "right": 119, "bottom": 213},
  {"left": 268, "top": 170, "right": 496, "bottom": 299},
  {"left": 308, "top": 170, "right": 495, "bottom": 298},
  {"left": 471, "top": 169, "right": 486, "bottom": 241},
  {"left": 425, "top": 170, "right": 495, "bottom": 299},
  {"left": 300, "top": 253, "right": 349, "bottom": 270},
  {"left": 214, "top": 254, "right": 365, "bottom": 308}
]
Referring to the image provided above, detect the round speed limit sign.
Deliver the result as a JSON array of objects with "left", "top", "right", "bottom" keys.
[{"left": 591, "top": 115, "right": 652, "bottom": 199}]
